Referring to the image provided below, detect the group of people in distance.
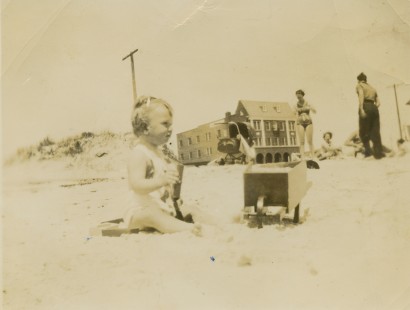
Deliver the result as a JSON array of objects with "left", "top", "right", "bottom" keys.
[
  {"left": 104, "top": 72, "right": 408, "bottom": 236},
  {"left": 294, "top": 72, "right": 408, "bottom": 161}
]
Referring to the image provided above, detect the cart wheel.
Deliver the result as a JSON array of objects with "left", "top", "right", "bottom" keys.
[
  {"left": 256, "top": 196, "right": 265, "bottom": 229},
  {"left": 247, "top": 217, "right": 257, "bottom": 228},
  {"left": 240, "top": 154, "right": 246, "bottom": 164},
  {"left": 293, "top": 204, "right": 300, "bottom": 224}
]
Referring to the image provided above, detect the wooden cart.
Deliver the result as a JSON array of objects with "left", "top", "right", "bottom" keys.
[{"left": 243, "top": 161, "right": 312, "bottom": 228}]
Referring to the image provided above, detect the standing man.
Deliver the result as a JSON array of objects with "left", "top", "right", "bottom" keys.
[{"left": 356, "top": 72, "right": 385, "bottom": 159}]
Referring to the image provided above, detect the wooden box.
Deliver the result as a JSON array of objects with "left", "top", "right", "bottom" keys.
[{"left": 243, "top": 161, "right": 310, "bottom": 224}]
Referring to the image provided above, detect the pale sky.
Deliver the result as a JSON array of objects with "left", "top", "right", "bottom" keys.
[{"left": 2, "top": 0, "right": 410, "bottom": 157}]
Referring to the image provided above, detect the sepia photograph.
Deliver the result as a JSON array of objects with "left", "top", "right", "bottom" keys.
[{"left": 2, "top": 0, "right": 410, "bottom": 309}]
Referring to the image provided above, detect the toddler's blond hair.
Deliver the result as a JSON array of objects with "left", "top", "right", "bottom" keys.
[{"left": 131, "top": 96, "right": 173, "bottom": 137}]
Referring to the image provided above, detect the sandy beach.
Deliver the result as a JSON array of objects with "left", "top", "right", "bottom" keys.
[
  {"left": 2, "top": 154, "right": 410, "bottom": 310},
  {"left": 3, "top": 1, "right": 410, "bottom": 308}
]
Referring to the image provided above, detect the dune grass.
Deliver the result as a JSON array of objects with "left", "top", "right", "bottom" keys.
[{"left": 5, "top": 131, "right": 128, "bottom": 165}]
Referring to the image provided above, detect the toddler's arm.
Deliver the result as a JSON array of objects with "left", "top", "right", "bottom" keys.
[{"left": 128, "top": 149, "right": 179, "bottom": 195}]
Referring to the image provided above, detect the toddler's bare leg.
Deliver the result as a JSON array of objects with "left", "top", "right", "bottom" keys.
[{"left": 128, "top": 207, "right": 202, "bottom": 236}]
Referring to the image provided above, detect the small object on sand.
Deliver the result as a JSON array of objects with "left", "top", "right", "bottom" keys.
[
  {"left": 91, "top": 212, "right": 192, "bottom": 237},
  {"left": 226, "top": 235, "right": 234, "bottom": 242},
  {"left": 183, "top": 213, "right": 194, "bottom": 223},
  {"left": 89, "top": 221, "right": 140, "bottom": 237},
  {"left": 237, "top": 255, "right": 252, "bottom": 266},
  {"left": 397, "top": 139, "right": 408, "bottom": 157},
  {"left": 306, "top": 160, "right": 320, "bottom": 169},
  {"left": 96, "top": 152, "right": 108, "bottom": 158},
  {"left": 210, "top": 256, "right": 215, "bottom": 262}
]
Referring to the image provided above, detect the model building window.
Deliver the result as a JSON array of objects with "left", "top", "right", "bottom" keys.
[
  {"left": 280, "top": 137, "right": 287, "bottom": 146},
  {"left": 217, "top": 129, "right": 221, "bottom": 138},
  {"left": 188, "top": 137, "right": 192, "bottom": 145},
  {"left": 272, "top": 121, "right": 279, "bottom": 132},
  {"left": 255, "top": 137, "right": 262, "bottom": 146},
  {"left": 279, "top": 121, "right": 285, "bottom": 131},
  {"left": 288, "top": 121, "right": 296, "bottom": 131},
  {"left": 179, "top": 140, "right": 183, "bottom": 147},
  {"left": 196, "top": 136, "right": 200, "bottom": 143},
  {"left": 180, "top": 153, "right": 185, "bottom": 160},
  {"left": 265, "top": 138, "right": 271, "bottom": 146},
  {"left": 253, "top": 120, "right": 261, "bottom": 130},
  {"left": 206, "top": 132, "right": 211, "bottom": 141},
  {"left": 264, "top": 121, "right": 271, "bottom": 131},
  {"left": 197, "top": 150, "right": 201, "bottom": 158},
  {"left": 290, "top": 136, "right": 297, "bottom": 145},
  {"left": 189, "top": 152, "right": 193, "bottom": 159},
  {"left": 273, "top": 137, "right": 279, "bottom": 146}
]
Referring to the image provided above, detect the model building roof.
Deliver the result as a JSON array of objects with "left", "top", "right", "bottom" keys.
[{"left": 236, "top": 100, "right": 296, "bottom": 119}]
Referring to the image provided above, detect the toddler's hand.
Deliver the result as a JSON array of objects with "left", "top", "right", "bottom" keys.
[{"left": 160, "top": 165, "right": 180, "bottom": 186}]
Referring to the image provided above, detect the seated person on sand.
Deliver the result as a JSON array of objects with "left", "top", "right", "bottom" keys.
[
  {"left": 344, "top": 130, "right": 394, "bottom": 158},
  {"left": 122, "top": 96, "right": 201, "bottom": 236},
  {"left": 344, "top": 130, "right": 365, "bottom": 157},
  {"left": 316, "top": 132, "right": 342, "bottom": 160}
]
